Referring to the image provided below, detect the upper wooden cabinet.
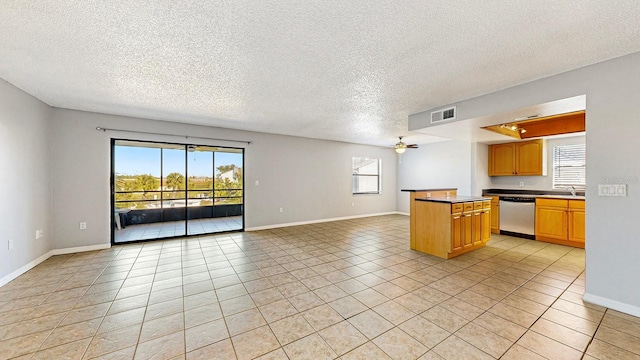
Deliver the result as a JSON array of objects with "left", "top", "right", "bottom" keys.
[{"left": 489, "top": 139, "right": 546, "bottom": 176}]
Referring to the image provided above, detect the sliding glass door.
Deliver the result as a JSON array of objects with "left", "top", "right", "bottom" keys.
[{"left": 112, "top": 140, "right": 244, "bottom": 244}]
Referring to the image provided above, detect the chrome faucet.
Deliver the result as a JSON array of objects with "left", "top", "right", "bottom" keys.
[{"left": 570, "top": 186, "right": 576, "bottom": 196}]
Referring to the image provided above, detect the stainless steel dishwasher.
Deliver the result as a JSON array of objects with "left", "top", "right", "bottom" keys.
[{"left": 499, "top": 196, "right": 536, "bottom": 239}]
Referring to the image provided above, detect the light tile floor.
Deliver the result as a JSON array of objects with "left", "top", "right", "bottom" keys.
[
  {"left": 1, "top": 215, "right": 639, "bottom": 359},
  {"left": 115, "top": 216, "right": 243, "bottom": 243}
]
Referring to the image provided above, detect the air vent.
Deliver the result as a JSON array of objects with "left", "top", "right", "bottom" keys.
[{"left": 431, "top": 106, "right": 456, "bottom": 124}]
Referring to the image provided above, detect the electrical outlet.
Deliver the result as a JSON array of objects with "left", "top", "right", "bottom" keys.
[
  {"left": 35, "top": 230, "right": 43, "bottom": 239},
  {"left": 79, "top": 222, "right": 87, "bottom": 230},
  {"left": 8, "top": 239, "right": 14, "bottom": 250},
  {"left": 279, "top": 207, "right": 283, "bottom": 213},
  {"left": 351, "top": 202, "right": 355, "bottom": 207},
  {"left": 255, "top": 180, "right": 259, "bottom": 186},
  {"left": 519, "top": 181, "right": 525, "bottom": 187}
]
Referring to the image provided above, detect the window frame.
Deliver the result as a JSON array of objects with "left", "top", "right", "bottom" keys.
[
  {"left": 352, "top": 157, "right": 382, "bottom": 195},
  {"left": 552, "top": 143, "right": 586, "bottom": 190}
]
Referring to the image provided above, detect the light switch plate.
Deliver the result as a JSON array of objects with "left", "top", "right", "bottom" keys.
[{"left": 599, "top": 184, "right": 627, "bottom": 196}]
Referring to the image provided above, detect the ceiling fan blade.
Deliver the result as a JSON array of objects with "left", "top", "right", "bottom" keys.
[{"left": 407, "top": 144, "right": 419, "bottom": 148}]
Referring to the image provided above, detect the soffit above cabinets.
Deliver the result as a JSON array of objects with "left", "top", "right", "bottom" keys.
[
  {"left": 481, "top": 111, "right": 585, "bottom": 140},
  {"left": 413, "top": 95, "right": 586, "bottom": 143}
]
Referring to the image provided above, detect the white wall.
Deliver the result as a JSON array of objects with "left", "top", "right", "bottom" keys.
[
  {"left": 471, "top": 142, "right": 491, "bottom": 195},
  {"left": 0, "top": 80, "right": 52, "bottom": 283},
  {"left": 50, "top": 109, "right": 398, "bottom": 249},
  {"left": 396, "top": 140, "right": 472, "bottom": 214},
  {"left": 409, "top": 51, "right": 640, "bottom": 316},
  {"left": 487, "top": 134, "right": 586, "bottom": 191}
]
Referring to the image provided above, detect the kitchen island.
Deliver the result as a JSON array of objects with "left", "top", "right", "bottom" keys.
[
  {"left": 401, "top": 188, "right": 458, "bottom": 249},
  {"left": 407, "top": 192, "right": 491, "bottom": 259}
]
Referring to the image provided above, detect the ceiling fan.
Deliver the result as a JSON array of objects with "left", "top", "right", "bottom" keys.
[{"left": 393, "top": 136, "right": 418, "bottom": 153}]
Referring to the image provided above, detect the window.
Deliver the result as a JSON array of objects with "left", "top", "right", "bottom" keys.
[
  {"left": 352, "top": 157, "right": 381, "bottom": 194},
  {"left": 553, "top": 144, "right": 586, "bottom": 190}
]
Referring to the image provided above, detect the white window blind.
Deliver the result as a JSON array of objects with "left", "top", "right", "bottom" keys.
[
  {"left": 553, "top": 144, "right": 586, "bottom": 190},
  {"left": 352, "top": 157, "right": 381, "bottom": 194}
]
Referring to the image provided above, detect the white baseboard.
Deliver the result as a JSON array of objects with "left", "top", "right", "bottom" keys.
[
  {"left": 51, "top": 244, "right": 111, "bottom": 256},
  {"left": 246, "top": 212, "right": 401, "bottom": 231},
  {"left": 0, "top": 250, "right": 53, "bottom": 288},
  {"left": 396, "top": 212, "right": 410, "bottom": 216},
  {"left": 583, "top": 292, "right": 640, "bottom": 318},
  {"left": 0, "top": 243, "right": 111, "bottom": 288}
]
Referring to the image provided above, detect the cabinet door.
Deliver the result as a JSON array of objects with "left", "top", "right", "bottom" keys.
[
  {"left": 451, "top": 215, "right": 463, "bottom": 252},
  {"left": 535, "top": 206, "right": 568, "bottom": 240},
  {"left": 481, "top": 209, "right": 491, "bottom": 242},
  {"left": 568, "top": 209, "right": 585, "bottom": 243},
  {"left": 490, "top": 202, "right": 500, "bottom": 234},
  {"left": 472, "top": 212, "right": 482, "bottom": 245},
  {"left": 462, "top": 213, "right": 473, "bottom": 248},
  {"left": 489, "top": 143, "right": 515, "bottom": 176},
  {"left": 515, "top": 140, "right": 544, "bottom": 176}
]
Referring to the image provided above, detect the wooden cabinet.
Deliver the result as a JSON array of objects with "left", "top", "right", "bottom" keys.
[
  {"left": 489, "top": 143, "right": 515, "bottom": 176},
  {"left": 490, "top": 196, "right": 500, "bottom": 234},
  {"left": 489, "top": 139, "right": 546, "bottom": 176},
  {"left": 451, "top": 213, "right": 462, "bottom": 252},
  {"left": 407, "top": 189, "right": 457, "bottom": 249},
  {"left": 536, "top": 199, "right": 568, "bottom": 240},
  {"left": 415, "top": 199, "right": 491, "bottom": 259},
  {"left": 535, "top": 198, "right": 585, "bottom": 248},
  {"left": 481, "top": 207, "right": 491, "bottom": 242},
  {"left": 472, "top": 210, "right": 482, "bottom": 246},
  {"left": 568, "top": 200, "right": 585, "bottom": 243}
]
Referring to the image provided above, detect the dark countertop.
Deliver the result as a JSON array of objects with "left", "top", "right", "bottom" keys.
[
  {"left": 482, "top": 188, "right": 585, "bottom": 200},
  {"left": 482, "top": 188, "right": 585, "bottom": 197},
  {"left": 415, "top": 196, "right": 491, "bottom": 204},
  {"left": 401, "top": 188, "right": 457, "bottom": 192}
]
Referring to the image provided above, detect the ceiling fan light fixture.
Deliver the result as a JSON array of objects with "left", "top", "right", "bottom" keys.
[{"left": 395, "top": 145, "right": 406, "bottom": 154}]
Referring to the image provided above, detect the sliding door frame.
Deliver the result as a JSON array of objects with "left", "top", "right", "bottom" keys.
[{"left": 110, "top": 138, "right": 245, "bottom": 245}]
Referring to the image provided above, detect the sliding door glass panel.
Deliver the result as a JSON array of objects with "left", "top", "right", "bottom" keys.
[
  {"left": 213, "top": 150, "right": 243, "bottom": 232},
  {"left": 113, "top": 140, "right": 244, "bottom": 244},
  {"left": 161, "top": 146, "right": 187, "bottom": 238},
  {"left": 187, "top": 147, "right": 214, "bottom": 235},
  {"left": 113, "top": 141, "right": 162, "bottom": 243}
]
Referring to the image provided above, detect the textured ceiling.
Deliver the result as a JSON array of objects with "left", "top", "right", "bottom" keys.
[{"left": 1, "top": 1, "right": 640, "bottom": 146}]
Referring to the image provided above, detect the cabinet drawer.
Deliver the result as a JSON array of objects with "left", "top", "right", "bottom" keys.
[
  {"left": 482, "top": 201, "right": 491, "bottom": 209},
  {"left": 474, "top": 202, "right": 483, "bottom": 210},
  {"left": 451, "top": 204, "right": 463, "bottom": 213},
  {"left": 463, "top": 202, "right": 474, "bottom": 211},
  {"left": 536, "top": 198, "right": 568, "bottom": 208},
  {"left": 569, "top": 200, "right": 585, "bottom": 209}
]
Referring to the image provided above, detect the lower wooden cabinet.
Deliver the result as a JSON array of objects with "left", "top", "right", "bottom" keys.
[
  {"left": 568, "top": 201, "right": 585, "bottom": 243},
  {"left": 472, "top": 211, "right": 482, "bottom": 246},
  {"left": 490, "top": 196, "right": 500, "bottom": 234},
  {"left": 451, "top": 201, "right": 491, "bottom": 257},
  {"left": 451, "top": 214, "right": 463, "bottom": 252},
  {"left": 481, "top": 208, "right": 491, "bottom": 242},
  {"left": 462, "top": 212, "right": 473, "bottom": 249},
  {"left": 535, "top": 198, "right": 585, "bottom": 248},
  {"left": 414, "top": 199, "right": 491, "bottom": 259}
]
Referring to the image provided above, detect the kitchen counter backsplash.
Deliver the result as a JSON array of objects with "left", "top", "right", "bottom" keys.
[{"left": 482, "top": 188, "right": 586, "bottom": 197}]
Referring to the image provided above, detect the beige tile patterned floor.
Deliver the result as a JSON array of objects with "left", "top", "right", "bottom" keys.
[{"left": 1, "top": 214, "right": 639, "bottom": 359}]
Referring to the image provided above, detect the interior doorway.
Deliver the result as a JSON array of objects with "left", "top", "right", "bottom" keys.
[{"left": 111, "top": 139, "right": 244, "bottom": 244}]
